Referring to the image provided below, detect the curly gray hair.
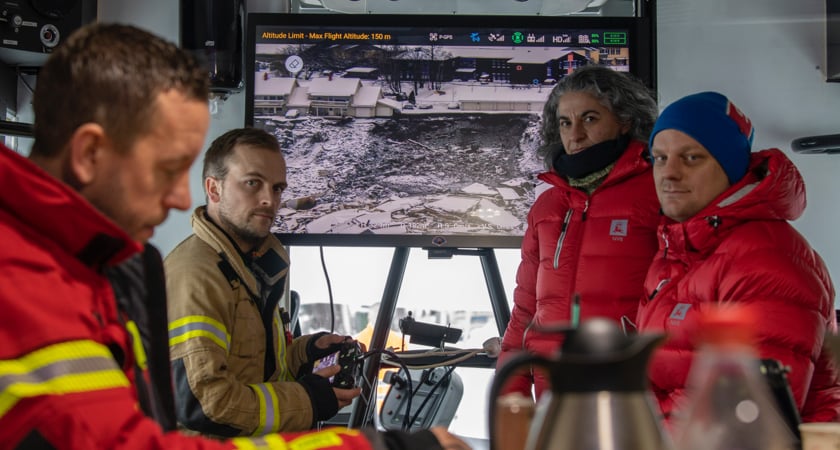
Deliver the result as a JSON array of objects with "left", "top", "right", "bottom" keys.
[{"left": 538, "top": 65, "right": 657, "bottom": 168}]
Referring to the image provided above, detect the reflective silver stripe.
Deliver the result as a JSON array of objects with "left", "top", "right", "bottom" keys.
[
  {"left": 273, "top": 309, "right": 291, "bottom": 381},
  {"left": 168, "top": 321, "right": 228, "bottom": 342},
  {"left": 0, "top": 357, "right": 115, "bottom": 394},
  {"left": 0, "top": 341, "right": 129, "bottom": 417},
  {"left": 252, "top": 383, "right": 280, "bottom": 435},
  {"left": 168, "top": 317, "right": 230, "bottom": 352}
]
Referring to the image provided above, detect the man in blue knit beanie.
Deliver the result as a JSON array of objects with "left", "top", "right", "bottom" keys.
[
  {"left": 648, "top": 91, "right": 755, "bottom": 221},
  {"left": 651, "top": 91, "right": 755, "bottom": 185},
  {"left": 638, "top": 90, "right": 840, "bottom": 434}
]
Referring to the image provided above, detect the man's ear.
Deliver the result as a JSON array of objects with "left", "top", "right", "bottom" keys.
[
  {"left": 205, "top": 176, "right": 222, "bottom": 203},
  {"left": 67, "top": 123, "right": 108, "bottom": 186}
]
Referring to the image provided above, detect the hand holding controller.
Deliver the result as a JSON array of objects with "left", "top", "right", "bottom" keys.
[{"left": 332, "top": 341, "right": 363, "bottom": 389}]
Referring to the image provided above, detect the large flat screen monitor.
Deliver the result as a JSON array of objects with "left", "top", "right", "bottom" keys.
[{"left": 245, "top": 13, "right": 655, "bottom": 248}]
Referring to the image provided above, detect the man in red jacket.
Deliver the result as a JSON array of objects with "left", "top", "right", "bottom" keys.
[
  {"left": 0, "top": 22, "right": 467, "bottom": 450},
  {"left": 638, "top": 91, "right": 840, "bottom": 424}
]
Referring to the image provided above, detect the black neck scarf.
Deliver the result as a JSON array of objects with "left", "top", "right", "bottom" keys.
[{"left": 552, "top": 134, "right": 631, "bottom": 179}]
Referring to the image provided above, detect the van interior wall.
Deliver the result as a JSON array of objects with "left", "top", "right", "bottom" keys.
[
  {"left": 655, "top": 0, "right": 840, "bottom": 301},
  {"left": 101, "top": 0, "right": 840, "bottom": 307}
]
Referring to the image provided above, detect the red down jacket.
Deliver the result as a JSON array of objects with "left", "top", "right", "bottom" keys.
[
  {"left": 498, "top": 140, "right": 661, "bottom": 398},
  {"left": 636, "top": 148, "right": 840, "bottom": 423}
]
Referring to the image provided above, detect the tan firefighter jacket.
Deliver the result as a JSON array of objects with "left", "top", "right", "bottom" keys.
[{"left": 166, "top": 207, "right": 318, "bottom": 436}]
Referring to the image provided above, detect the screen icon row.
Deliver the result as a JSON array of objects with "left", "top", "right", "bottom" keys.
[{"left": 439, "top": 31, "right": 627, "bottom": 45}]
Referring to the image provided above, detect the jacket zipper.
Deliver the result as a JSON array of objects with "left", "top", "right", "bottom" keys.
[
  {"left": 648, "top": 278, "right": 671, "bottom": 300},
  {"left": 661, "top": 230, "right": 669, "bottom": 259},
  {"left": 553, "top": 208, "right": 574, "bottom": 269}
]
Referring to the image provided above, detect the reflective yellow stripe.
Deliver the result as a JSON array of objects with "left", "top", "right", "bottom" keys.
[
  {"left": 0, "top": 340, "right": 129, "bottom": 418},
  {"left": 125, "top": 320, "right": 148, "bottom": 370},
  {"left": 168, "top": 315, "right": 231, "bottom": 352},
  {"left": 263, "top": 434, "right": 289, "bottom": 449},
  {"left": 232, "top": 434, "right": 289, "bottom": 450},
  {"left": 231, "top": 438, "right": 260, "bottom": 450},
  {"left": 266, "top": 384, "right": 280, "bottom": 432},
  {"left": 252, "top": 383, "right": 267, "bottom": 436},
  {"left": 232, "top": 429, "right": 360, "bottom": 450},
  {"left": 288, "top": 431, "right": 343, "bottom": 449},
  {"left": 250, "top": 383, "right": 281, "bottom": 435},
  {"left": 273, "top": 309, "right": 291, "bottom": 381},
  {"left": 273, "top": 312, "right": 281, "bottom": 378}
]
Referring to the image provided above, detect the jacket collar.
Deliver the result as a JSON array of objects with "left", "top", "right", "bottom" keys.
[
  {"left": 190, "top": 206, "right": 289, "bottom": 295},
  {"left": 0, "top": 145, "right": 141, "bottom": 269},
  {"left": 658, "top": 148, "right": 804, "bottom": 256}
]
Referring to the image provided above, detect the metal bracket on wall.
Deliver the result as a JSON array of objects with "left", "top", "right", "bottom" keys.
[
  {"left": 0, "top": 120, "right": 34, "bottom": 138},
  {"left": 791, "top": 134, "right": 840, "bottom": 154}
]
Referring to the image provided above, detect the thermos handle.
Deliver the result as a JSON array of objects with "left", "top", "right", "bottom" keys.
[{"left": 489, "top": 353, "right": 552, "bottom": 450}]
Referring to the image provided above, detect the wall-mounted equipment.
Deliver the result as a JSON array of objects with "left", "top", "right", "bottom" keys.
[
  {"left": 0, "top": 0, "right": 97, "bottom": 66},
  {"left": 292, "top": 0, "right": 633, "bottom": 16},
  {"left": 829, "top": 0, "right": 840, "bottom": 81},
  {"left": 181, "top": 0, "right": 246, "bottom": 98},
  {"left": 791, "top": 134, "right": 840, "bottom": 154}
]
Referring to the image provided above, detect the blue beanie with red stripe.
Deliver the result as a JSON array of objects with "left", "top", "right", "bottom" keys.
[{"left": 650, "top": 92, "right": 755, "bottom": 185}]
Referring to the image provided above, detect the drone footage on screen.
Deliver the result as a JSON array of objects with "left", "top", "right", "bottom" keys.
[{"left": 245, "top": 13, "right": 654, "bottom": 248}]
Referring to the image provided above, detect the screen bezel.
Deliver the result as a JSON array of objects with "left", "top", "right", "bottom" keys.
[{"left": 244, "top": 12, "right": 656, "bottom": 249}]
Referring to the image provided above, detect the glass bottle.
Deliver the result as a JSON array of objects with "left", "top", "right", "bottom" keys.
[{"left": 673, "top": 307, "right": 798, "bottom": 450}]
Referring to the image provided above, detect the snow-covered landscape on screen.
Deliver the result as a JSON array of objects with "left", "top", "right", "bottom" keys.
[
  {"left": 264, "top": 113, "right": 544, "bottom": 239},
  {"left": 249, "top": 40, "right": 617, "bottom": 243}
]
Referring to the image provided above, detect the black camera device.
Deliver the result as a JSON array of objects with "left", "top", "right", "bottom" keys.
[
  {"left": 398, "top": 314, "right": 462, "bottom": 348},
  {"left": 333, "top": 341, "right": 363, "bottom": 389}
]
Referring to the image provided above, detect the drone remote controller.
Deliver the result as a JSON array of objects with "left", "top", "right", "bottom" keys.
[{"left": 332, "top": 341, "right": 363, "bottom": 389}]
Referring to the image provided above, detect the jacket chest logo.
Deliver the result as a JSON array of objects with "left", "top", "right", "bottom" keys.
[
  {"left": 610, "top": 219, "right": 628, "bottom": 240},
  {"left": 668, "top": 303, "right": 692, "bottom": 326}
]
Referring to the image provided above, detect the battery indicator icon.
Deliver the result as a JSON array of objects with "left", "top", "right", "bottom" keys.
[{"left": 603, "top": 31, "right": 627, "bottom": 45}]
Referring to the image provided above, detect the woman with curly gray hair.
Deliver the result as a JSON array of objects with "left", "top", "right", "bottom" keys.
[
  {"left": 538, "top": 65, "right": 659, "bottom": 169},
  {"left": 497, "top": 65, "right": 662, "bottom": 400}
]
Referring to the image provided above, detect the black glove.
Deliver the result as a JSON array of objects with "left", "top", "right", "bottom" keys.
[
  {"left": 297, "top": 372, "right": 339, "bottom": 425},
  {"left": 306, "top": 331, "right": 350, "bottom": 361}
]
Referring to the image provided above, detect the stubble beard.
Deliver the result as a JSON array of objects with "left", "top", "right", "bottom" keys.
[{"left": 218, "top": 210, "right": 272, "bottom": 251}]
